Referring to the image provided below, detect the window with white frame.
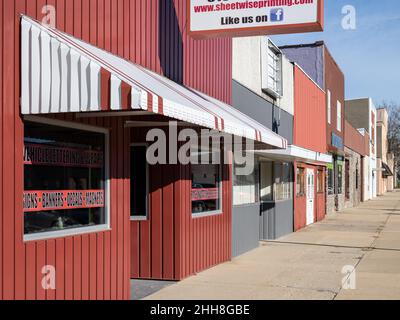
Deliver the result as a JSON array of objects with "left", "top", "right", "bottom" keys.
[
  {"left": 274, "top": 162, "right": 292, "bottom": 201},
  {"left": 233, "top": 158, "right": 259, "bottom": 205},
  {"left": 260, "top": 161, "right": 273, "bottom": 201},
  {"left": 337, "top": 100, "right": 342, "bottom": 132},
  {"left": 327, "top": 90, "right": 331, "bottom": 124},
  {"left": 23, "top": 119, "right": 109, "bottom": 238},
  {"left": 191, "top": 149, "right": 222, "bottom": 216},
  {"left": 262, "top": 39, "right": 283, "bottom": 97}
]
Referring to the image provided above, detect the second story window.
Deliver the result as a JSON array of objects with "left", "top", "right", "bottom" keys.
[
  {"left": 262, "top": 39, "right": 283, "bottom": 98},
  {"left": 337, "top": 100, "right": 342, "bottom": 132},
  {"left": 327, "top": 90, "right": 331, "bottom": 124}
]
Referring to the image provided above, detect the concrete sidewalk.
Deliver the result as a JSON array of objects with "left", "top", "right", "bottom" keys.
[{"left": 146, "top": 190, "right": 400, "bottom": 300}]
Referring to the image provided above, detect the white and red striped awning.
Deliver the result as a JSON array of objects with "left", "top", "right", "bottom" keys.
[{"left": 20, "top": 15, "right": 287, "bottom": 149}]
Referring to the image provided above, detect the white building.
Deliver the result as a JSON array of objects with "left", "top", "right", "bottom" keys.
[{"left": 345, "top": 98, "right": 377, "bottom": 200}]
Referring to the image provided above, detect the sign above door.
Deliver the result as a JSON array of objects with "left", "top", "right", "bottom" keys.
[{"left": 188, "top": 0, "right": 324, "bottom": 39}]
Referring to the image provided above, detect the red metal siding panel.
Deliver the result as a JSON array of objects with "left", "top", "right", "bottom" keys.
[
  {"left": 25, "top": 243, "right": 36, "bottom": 300},
  {"left": 36, "top": 241, "right": 46, "bottom": 300},
  {"left": 109, "top": 117, "right": 118, "bottom": 299},
  {"left": 74, "top": 0, "right": 82, "bottom": 38},
  {"left": 316, "top": 193, "right": 326, "bottom": 222},
  {"left": 89, "top": 234, "right": 98, "bottom": 300},
  {"left": 123, "top": 119, "right": 131, "bottom": 298},
  {"left": 82, "top": 0, "right": 90, "bottom": 43},
  {"left": 150, "top": 165, "right": 163, "bottom": 279},
  {"left": 73, "top": 237, "right": 82, "bottom": 300},
  {"left": 2, "top": 0, "right": 16, "bottom": 300},
  {"left": 294, "top": 66, "right": 327, "bottom": 154},
  {"left": 64, "top": 237, "right": 73, "bottom": 300},
  {"left": 116, "top": 119, "right": 124, "bottom": 299},
  {"left": 14, "top": 0, "right": 26, "bottom": 301},
  {"left": 345, "top": 121, "right": 367, "bottom": 156},
  {"left": 325, "top": 47, "right": 345, "bottom": 152},
  {"left": 163, "top": 165, "right": 175, "bottom": 279},
  {"left": 130, "top": 222, "right": 140, "bottom": 278},
  {"left": 45, "top": 240, "right": 56, "bottom": 300},
  {"left": 0, "top": 0, "right": 3, "bottom": 300},
  {"left": 81, "top": 235, "right": 90, "bottom": 300},
  {"left": 139, "top": 221, "right": 151, "bottom": 278},
  {"left": 55, "top": 238, "right": 65, "bottom": 300},
  {"left": 2, "top": 0, "right": 231, "bottom": 298},
  {"left": 96, "top": 233, "right": 104, "bottom": 300}
]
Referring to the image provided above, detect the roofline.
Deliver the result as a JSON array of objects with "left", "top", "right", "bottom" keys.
[
  {"left": 279, "top": 41, "right": 345, "bottom": 78},
  {"left": 279, "top": 41, "right": 325, "bottom": 50},
  {"left": 293, "top": 63, "right": 325, "bottom": 93}
]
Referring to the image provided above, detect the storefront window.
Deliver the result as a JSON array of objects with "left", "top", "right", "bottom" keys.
[
  {"left": 233, "top": 159, "right": 259, "bottom": 206},
  {"left": 24, "top": 120, "right": 108, "bottom": 237},
  {"left": 337, "top": 164, "right": 343, "bottom": 194},
  {"left": 328, "top": 166, "right": 334, "bottom": 195},
  {"left": 296, "top": 167, "right": 305, "bottom": 197},
  {"left": 317, "top": 169, "right": 324, "bottom": 193},
  {"left": 260, "top": 162, "right": 273, "bottom": 201},
  {"left": 191, "top": 150, "right": 221, "bottom": 215},
  {"left": 275, "top": 162, "right": 292, "bottom": 201},
  {"left": 131, "top": 145, "right": 148, "bottom": 219}
]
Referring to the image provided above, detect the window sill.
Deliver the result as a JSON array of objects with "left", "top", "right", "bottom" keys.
[
  {"left": 24, "top": 225, "right": 111, "bottom": 242},
  {"left": 192, "top": 211, "right": 223, "bottom": 219},
  {"left": 130, "top": 216, "right": 148, "bottom": 222}
]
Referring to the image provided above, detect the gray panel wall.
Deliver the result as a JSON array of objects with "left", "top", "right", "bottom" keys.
[
  {"left": 280, "top": 44, "right": 325, "bottom": 89},
  {"left": 345, "top": 99, "right": 370, "bottom": 133},
  {"left": 259, "top": 199, "right": 294, "bottom": 240},
  {"left": 232, "top": 204, "right": 260, "bottom": 257},
  {"left": 232, "top": 80, "right": 293, "bottom": 144}
]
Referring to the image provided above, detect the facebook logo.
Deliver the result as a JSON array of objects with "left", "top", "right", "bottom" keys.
[{"left": 270, "top": 8, "right": 284, "bottom": 22}]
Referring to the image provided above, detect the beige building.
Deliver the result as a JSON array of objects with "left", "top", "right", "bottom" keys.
[{"left": 376, "top": 108, "right": 394, "bottom": 195}]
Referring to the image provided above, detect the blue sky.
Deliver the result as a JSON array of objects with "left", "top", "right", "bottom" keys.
[{"left": 271, "top": 0, "right": 400, "bottom": 106}]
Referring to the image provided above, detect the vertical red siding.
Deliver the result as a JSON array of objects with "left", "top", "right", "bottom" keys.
[
  {"left": 294, "top": 66, "right": 327, "bottom": 154},
  {"left": 344, "top": 121, "right": 368, "bottom": 156},
  {"left": 1, "top": 0, "right": 232, "bottom": 298},
  {"left": 325, "top": 47, "right": 345, "bottom": 153},
  {"left": 130, "top": 130, "right": 232, "bottom": 281},
  {"left": 0, "top": 0, "right": 3, "bottom": 301}
]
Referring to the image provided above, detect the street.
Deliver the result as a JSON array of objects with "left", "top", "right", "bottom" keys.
[{"left": 146, "top": 190, "right": 400, "bottom": 300}]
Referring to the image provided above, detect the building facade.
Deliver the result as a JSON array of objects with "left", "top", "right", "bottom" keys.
[
  {"left": 344, "top": 121, "right": 369, "bottom": 208},
  {"left": 376, "top": 108, "right": 394, "bottom": 195},
  {"left": 345, "top": 98, "right": 378, "bottom": 200},
  {"left": 0, "top": 0, "right": 289, "bottom": 300},
  {"left": 280, "top": 42, "right": 346, "bottom": 214},
  {"left": 231, "top": 36, "right": 295, "bottom": 256},
  {"left": 292, "top": 65, "right": 329, "bottom": 230}
]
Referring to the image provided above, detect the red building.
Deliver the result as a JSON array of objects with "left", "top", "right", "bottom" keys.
[
  {"left": 0, "top": 0, "right": 286, "bottom": 300},
  {"left": 293, "top": 65, "right": 329, "bottom": 231},
  {"left": 281, "top": 42, "right": 346, "bottom": 214}
]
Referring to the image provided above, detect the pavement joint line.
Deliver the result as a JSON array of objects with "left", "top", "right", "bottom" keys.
[
  {"left": 266, "top": 284, "right": 339, "bottom": 296},
  {"left": 260, "top": 240, "right": 400, "bottom": 253}
]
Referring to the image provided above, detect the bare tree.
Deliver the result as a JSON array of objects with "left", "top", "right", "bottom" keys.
[{"left": 380, "top": 101, "right": 400, "bottom": 187}]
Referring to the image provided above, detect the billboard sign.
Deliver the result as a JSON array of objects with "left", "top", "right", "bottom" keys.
[{"left": 188, "top": 0, "right": 324, "bottom": 38}]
